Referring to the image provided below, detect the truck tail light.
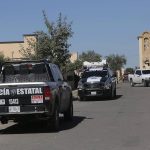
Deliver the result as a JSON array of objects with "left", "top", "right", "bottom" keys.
[{"left": 44, "top": 86, "right": 52, "bottom": 100}]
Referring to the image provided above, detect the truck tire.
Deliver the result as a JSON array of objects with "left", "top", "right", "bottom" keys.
[
  {"left": 64, "top": 97, "right": 73, "bottom": 121},
  {"left": 50, "top": 104, "right": 59, "bottom": 131},
  {"left": 142, "top": 80, "right": 149, "bottom": 87},
  {"left": 114, "top": 87, "right": 117, "bottom": 97},
  {"left": 146, "top": 82, "right": 149, "bottom": 87},
  {"left": 142, "top": 80, "right": 146, "bottom": 87},
  {"left": 130, "top": 79, "right": 134, "bottom": 87},
  {"left": 107, "top": 87, "right": 115, "bottom": 100}
]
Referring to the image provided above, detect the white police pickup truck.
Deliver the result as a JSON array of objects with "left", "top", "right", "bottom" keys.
[
  {"left": 128, "top": 69, "right": 150, "bottom": 87},
  {"left": 0, "top": 60, "right": 73, "bottom": 131}
]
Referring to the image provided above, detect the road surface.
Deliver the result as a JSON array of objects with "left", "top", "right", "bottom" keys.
[{"left": 0, "top": 82, "right": 150, "bottom": 150}]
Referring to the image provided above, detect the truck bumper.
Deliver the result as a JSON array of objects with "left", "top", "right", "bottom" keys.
[
  {"left": 78, "top": 88, "right": 111, "bottom": 98},
  {"left": 0, "top": 104, "right": 53, "bottom": 122}
]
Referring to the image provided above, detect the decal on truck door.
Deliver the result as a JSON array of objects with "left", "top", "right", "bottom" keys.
[{"left": 31, "top": 95, "right": 43, "bottom": 104}]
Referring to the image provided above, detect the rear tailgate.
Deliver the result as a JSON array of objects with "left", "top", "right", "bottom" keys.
[{"left": 0, "top": 83, "right": 47, "bottom": 114}]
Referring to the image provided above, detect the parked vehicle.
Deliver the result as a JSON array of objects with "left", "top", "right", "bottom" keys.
[
  {"left": 77, "top": 66, "right": 117, "bottom": 100},
  {"left": 128, "top": 69, "right": 150, "bottom": 87},
  {"left": 0, "top": 60, "right": 73, "bottom": 131}
]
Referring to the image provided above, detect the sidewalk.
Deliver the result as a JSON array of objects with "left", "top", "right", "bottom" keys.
[{"left": 72, "top": 89, "right": 78, "bottom": 100}]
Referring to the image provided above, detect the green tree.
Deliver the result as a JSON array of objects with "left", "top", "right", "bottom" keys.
[
  {"left": 19, "top": 35, "right": 38, "bottom": 59},
  {"left": 125, "top": 67, "right": 134, "bottom": 74},
  {"left": 0, "top": 52, "right": 10, "bottom": 68},
  {"left": 106, "top": 54, "right": 126, "bottom": 71},
  {"left": 79, "top": 50, "right": 102, "bottom": 62},
  {"left": 19, "top": 12, "right": 73, "bottom": 69},
  {"left": 42, "top": 12, "right": 73, "bottom": 67},
  {"left": 0, "top": 52, "right": 5, "bottom": 63},
  {"left": 65, "top": 50, "right": 102, "bottom": 72},
  {"left": 66, "top": 59, "right": 83, "bottom": 72}
]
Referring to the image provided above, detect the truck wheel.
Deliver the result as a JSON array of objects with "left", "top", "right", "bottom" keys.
[
  {"left": 108, "top": 87, "right": 114, "bottom": 100},
  {"left": 114, "top": 87, "right": 117, "bottom": 97},
  {"left": 1, "top": 117, "right": 8, "bottom": 124},
  {"left": 130, "top": 79, "right": 134, "bottom": 87},
  {"left": 146, "top": 82, "right": 149, "bottom": 87},
  {"left": 64, "top": 98, "right": 73, "bottom": 121},
  {"left": 50, "top": 105, "right": 59, "bottom": 131},
  {"left": 142, "top": 80, "right": 149, "bottom": 87}
]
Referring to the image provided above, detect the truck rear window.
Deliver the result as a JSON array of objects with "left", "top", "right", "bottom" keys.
[{"left": 1, "top": 63, "right": 50, "bottom": 83}]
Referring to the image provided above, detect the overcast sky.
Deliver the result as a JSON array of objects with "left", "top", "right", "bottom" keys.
[{"left": 0, "top": 0, "right": 150, "bottom": 68}]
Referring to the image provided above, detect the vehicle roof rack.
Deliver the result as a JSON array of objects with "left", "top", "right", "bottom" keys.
[{"left": 82, "top": 60, "right": 109, "bottom": 71}]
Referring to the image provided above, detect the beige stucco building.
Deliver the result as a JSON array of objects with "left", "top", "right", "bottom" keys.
[
  {"left": 70, "top": 52, "right": 78, "bottom": 63},
  {"left": 138, "top": 32, "right": 150, "bottom": 69},
  {"left": 0, "top": 34, "right": 37, "bottom": 59},
  {"left": 0, "top": 34, "right": 77, "bottom": 62}
]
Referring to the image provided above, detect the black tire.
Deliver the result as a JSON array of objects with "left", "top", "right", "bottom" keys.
[
  {"left": 64, "top": 99, "right": 73, "bottom": 121},
  {"left": 1, "top": 117, "right": 8, "bottom": 124},
  {"left": 146, "top": 82, "right": 149, "bottom": 87},
  {"left": 142, "top": 80, "right": 149, "bottom": 87},
  {"left": 114, "top": 88, "right": 117, "bottom": 97},
  {"left": 50, "top": 105, "right": 59, "bottom": 131},
  {"left": 142, "top": 80, "right": 145, "bottom": 87},
  {"left": 108, "top": 87, "right": 117, "bottom": 100},
  {"left": 107, "top": 87, "right": 114, "bottom": 100}
]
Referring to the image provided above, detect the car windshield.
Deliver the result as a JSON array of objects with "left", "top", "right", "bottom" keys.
[
  {"left": 142, "top": 70, "right": 150, "bottom": 74},
  {"left": 82, "top": 70, "right": 108, "bottom": 78}
]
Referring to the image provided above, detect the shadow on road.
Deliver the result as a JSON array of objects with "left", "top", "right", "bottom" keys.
[
  {"left": 0, "top": 116, "right": 86, "bottom": 134},
  {"left": 78, "top": 95, "right": 123, "bottom": 102},
  {"left": 114, "top": 95, "right": 122, "bottom": 99},
  {"left": 130, "top": 85, "right": 150, "bottom": 88}
]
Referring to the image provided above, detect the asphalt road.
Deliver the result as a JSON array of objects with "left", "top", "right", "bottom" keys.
[{"left": 1, "top": 82, "right": 150, "bottom": 150}]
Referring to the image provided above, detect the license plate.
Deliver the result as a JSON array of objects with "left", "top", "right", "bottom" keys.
[
  {"left": 31, "top": 95, "right": 43, "bottom": 104},
  {"left": 91, "top": 91, "right": 96, "bottom": 95},
  {"left": 9, "top": 106, "right": 20, "bottom": 113}
]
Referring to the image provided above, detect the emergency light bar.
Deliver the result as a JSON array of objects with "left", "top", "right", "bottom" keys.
[{"left": 83, "top": 60, "right": 107, "bottom": 69}]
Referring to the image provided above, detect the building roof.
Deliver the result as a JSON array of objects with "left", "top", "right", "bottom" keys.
[{"left": 0, "top": 41, "right": 24, "bottom": 44}]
